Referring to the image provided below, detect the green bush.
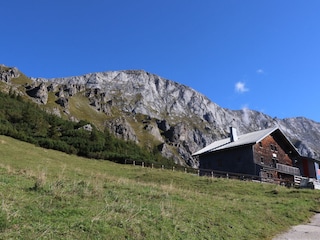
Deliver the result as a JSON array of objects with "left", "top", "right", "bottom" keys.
[{"left": 0, "top": 91, "right": 171, "bottom": 165}]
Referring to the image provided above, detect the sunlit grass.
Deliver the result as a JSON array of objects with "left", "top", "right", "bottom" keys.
[
  {"left": 11, "top": 72, "right": 33, "bottom": 85},
  {"left": 0, "top": 135, "right": 319, "bottom": 239},
  {"left": 68, "top": 93, "right": 107, "bottom": 130}
]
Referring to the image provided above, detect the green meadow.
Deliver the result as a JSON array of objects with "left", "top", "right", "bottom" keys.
[{"left": 0, "top": 135, "right": 319, "bottom": 239}]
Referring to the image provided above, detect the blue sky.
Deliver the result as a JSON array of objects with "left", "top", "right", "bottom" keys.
[{"left": 2, "top": 1, "right": 320, "bottom": 122}]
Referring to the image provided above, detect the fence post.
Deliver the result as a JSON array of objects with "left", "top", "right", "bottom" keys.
[
  {"left": 184, "top": 168, "right": 187, "bottom": 173},
  {"left": 197, "top": 169, "right": 200, "bottom": 176},
  {"left": 226, "top": 173, "right": 229, "bottom": 179},
  {"left": 142, "top": 162, "right": 144, "bottom": 168},
  {"left": 161, "top": 165, "right": 164, "bottom": 170},
  {"left": 151, "top": 163, "right": 154, "bottom": 169},
  {"left": 133, "top": 161, "right": 135, "bottom": 166},
  {"left": 211, "top": 171, "right": 214, "bottom": 178},
  {"left": 172, "top": 166, "right": 175, "bottom": 171}
]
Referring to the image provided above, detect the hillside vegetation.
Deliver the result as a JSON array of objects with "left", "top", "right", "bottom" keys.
[
  {"left": 1, "top": 135, "right": 320, "bottom": 239},
  {"left": 0, "top": 91, "right": 171, "bottom": 165}
]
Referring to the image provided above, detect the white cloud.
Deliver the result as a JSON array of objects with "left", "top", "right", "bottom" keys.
[
  {"left": 256, "top": 69, "right": 264, "bottom": 74},
  {"left": 235, "top": 81, "right": 249, "bottom": 93}
]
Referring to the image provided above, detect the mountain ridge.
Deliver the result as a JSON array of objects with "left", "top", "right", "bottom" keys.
[{"left": 1, "top": 65, "right": 319, "bottom": 166}]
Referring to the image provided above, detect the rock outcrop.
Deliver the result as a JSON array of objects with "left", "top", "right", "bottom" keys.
[
  {"left": 0, "top": 65, "right": 20, "bottom": 82},
  {"left": 26, "top": 82, "right": 48, "bottom": 104},
  {"left": 106, "top": 117, "right": 138, "bottom": 143}
]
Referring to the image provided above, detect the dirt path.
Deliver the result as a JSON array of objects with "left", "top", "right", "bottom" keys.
[{"left": 273, "top": 214, "right": 320, "bottom": 240}]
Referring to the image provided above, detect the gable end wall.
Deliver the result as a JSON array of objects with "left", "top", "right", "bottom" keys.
[{"left": 253, "top": 135, "right": 294, "bottom": 167}]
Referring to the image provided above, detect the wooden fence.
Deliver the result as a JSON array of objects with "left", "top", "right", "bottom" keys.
[{"left": 122, "top": 159, "right": 294, "bottom": 186}]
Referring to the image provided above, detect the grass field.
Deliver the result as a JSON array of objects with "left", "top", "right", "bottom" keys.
[{"left": 0, "top": 135, "right": 319, "bottom": 239}]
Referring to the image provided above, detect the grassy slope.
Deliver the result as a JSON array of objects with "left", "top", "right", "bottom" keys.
[
  {"left": 11, "top": 72, "right": 33, "bottom": 85},
  {"left": 0, "top": 135, "right": 319, "bottom": 240},
  {"left": 67, "top": 93, "right": 106, "bottom": 127}
]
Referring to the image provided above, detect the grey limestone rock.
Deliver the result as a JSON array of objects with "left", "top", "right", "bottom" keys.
[
  {"left": 55, "top": 97, "right": 69, "bottom": 108},
  {"left": 0, "top": 66, "right": 20, "bottom": 82},
  {"left": 106, "top": 117, "right": 138, "bottom": 143},
  {"left": 26, "top": 82, "right": 48, "bottom": 104},
  {"left": 23, "top": 69, "right": 320, "bottom": 166}
]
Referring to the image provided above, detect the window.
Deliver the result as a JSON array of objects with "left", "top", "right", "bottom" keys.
[
  {"left": 272, "top": 158, "right": 278, "bottom": 168},
  {"left": 259, "top": 142, "right": 263, "bottom": 148},
  {"left": 270, "top": 144, "right": 278, "bottom": 152},
  {"left": 260, "top": 157, "right": 264, "bottom": 164}
]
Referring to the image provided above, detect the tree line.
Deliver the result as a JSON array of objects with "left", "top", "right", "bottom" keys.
[{"left": 0, "top": 91, "right": 173, "bottom": 165}]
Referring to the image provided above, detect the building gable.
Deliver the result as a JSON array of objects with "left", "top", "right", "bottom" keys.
[
  {"left": 195, "top": 127, "right": 301, "bottom": 182},
  {"left": 253, "top": 134, "right": 298, "bottom": 168}
]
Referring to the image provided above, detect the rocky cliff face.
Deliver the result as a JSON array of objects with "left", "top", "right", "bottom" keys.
[
  {"left": 2, "top": 66, "right": 320, "bottom": 166},
  {"left": 0, "top": 65, "right": 20, "bottom": 82}
]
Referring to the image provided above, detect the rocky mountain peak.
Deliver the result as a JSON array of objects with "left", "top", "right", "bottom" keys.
[{"left": 2, "top": 65, "right": 320, "bottom": 166}]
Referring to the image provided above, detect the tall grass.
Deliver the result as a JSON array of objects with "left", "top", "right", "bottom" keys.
[{"left": 0, "top": 135, "right": 319, "bottom": 239}]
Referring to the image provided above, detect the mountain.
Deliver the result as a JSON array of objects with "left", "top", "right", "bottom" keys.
[{"left": 1, "top": 65, "right": 319, "bottom": 166}]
